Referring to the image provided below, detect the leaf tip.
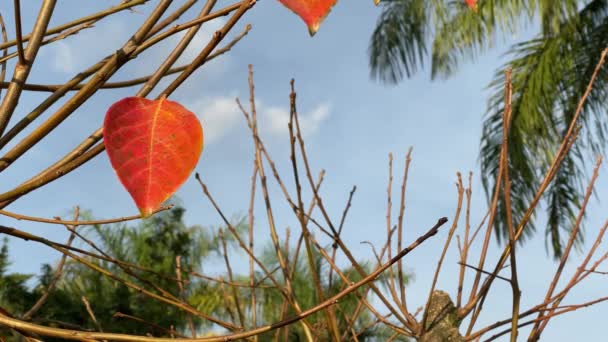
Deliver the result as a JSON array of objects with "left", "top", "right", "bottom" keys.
[
  {"left": 308, "top": 23, "right": 319, "bottom": 36},
  {"left": 139, "top": 207, "right": 154, "bottom": 219}
]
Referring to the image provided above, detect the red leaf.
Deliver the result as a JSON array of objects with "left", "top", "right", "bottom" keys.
[
  {"left": 464, "top": 0, "right": 478, "bottom": 11},
  {"left": 278, "top": 0, "right": 338, "bottom": 36},
  {"left": 104, "top": 97, "right": 204, "bottom": 217}
]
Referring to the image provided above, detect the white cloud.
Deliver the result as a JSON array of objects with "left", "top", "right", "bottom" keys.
[
  {"left": 44, "top": 13, "right": 229, "bottom": 77},
  {"left": 185, "top": 96, "right": 330, "bottom": 145},
  {"left": 134, "top": 17, "right": 229, "bottom": 76},
  {"left": 188, "top": 96, "right": 241, "bottom": 144},
  {"left": 261, "top": 102, "right": 331, "bottom": 137},
  {"left": 46, "top": 20, "right": 128, "bottom": 74},
  {"left": 50, "top": 41, "right": 77, "bottom": 73},
  {"left": 177, "top": 19, "right": 226, "bottom": 64}
]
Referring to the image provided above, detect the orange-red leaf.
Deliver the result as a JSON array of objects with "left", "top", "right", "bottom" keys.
[
  {"left": 104, "top": 97, "right": 203, "bottom": 217},
  {"left": 464, "top": 0, "right": 478, "bottom": 11},
  {"left": 278, "top": 0, "right": 337, "bottom": 36}
]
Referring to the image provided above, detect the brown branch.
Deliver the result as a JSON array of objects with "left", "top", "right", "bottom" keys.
[
  {"left": 0, "top": 217, "right": 448, "bottom": 342},
  {"left": 138, "top": 0, "right": 218, "bottom": 98},
  {"left": 244, "top": 66, "right": 314, "bottom": 341},
  {"left": 287, "top": 78, "right": 340, "bottom": 341},
  {"left": 288, "top": 80, "right": 414, "bottom": 330},
  {"left": 239, "top": 75, "right": 413, "bottom": 330},
  {"left": 501, "top": 68, "right": 520, "bottom": 342},
  {"left": 0, "top": 0, "right": 171, "bottom": 171},
  {"left": 187, "top": 270, "right": 274, "bottom": 289},
  {"left": 528, "top": 156, "right": 602, "bottom": 340},
  {"left": 0, "top": 1, "right": 242, "bottom": 151},
  {"left": 175, "top": 256, "right": 197, "bottom": 337},
  {"left": 457, "top": 172, "right": 474, "bottom": 308},
  {"left": 457, "top": 262, "right": 511, "bottom": 284},
  {"left": 383, "top": 153, "right": 409, "bottom": 320},
  {"left": 248, "top": 163, "right": 258, "bottom": 334},
  {"left": 158, "top": 1, "right": 255, "bottom": 95},
  {"left": 328, "top": 184, "right": 356, "bottom": 290},
  {"left": 461, "top": 47, "right": 608, "bottom": 323},
  {"left": 396, "top": 148, "right": 413, "bottom": 315},
  {"left": 0, "top": 6, "right": 253, "bottom": 208},
  {"left": 340, "top": 226, "right": 401, "bottom": 341},
  {"left": 0, "top": 0, "right": 149, "bottom": 51},
  {"left": 219, "top": 229, "right": 245, "bottom": 329},
  {"left": 0, "top": 5, "right": 100, "bottom": 65},
  {"left": 0, "top": 224, "right": 240, "bottom": 331},
  {"left": 0, "top": 0, "right": 56, "bottom": 137},
  {"left": 479, "top": 296, "right": 608, "bottom": 342},
  {"left": 0, "top": 13, "right": 8, "bottom": 103},
  {"left": 81, "top": 296, "right": 102, "bottom": 333},
  {"left": 420, "top": 174, "right": 465, "bottom": 336},
  {"left": 113, "top": 312, "right": 187, "bottom": 338},
  {"left": 144, "top": 0, "right": 198, "bottom": 38},
  {"left": 195, "top": 174, "right": 316, "bottom": 335},
  {"left": 12, "top": 0, "right": 26, "bottom": 65},
  {"left": 306, "top": 226, "right": 415, "bottom": 338},
  {"left": 0, "top": 205, "right": 172, "bottom": 226},
  {"left": 0, "top": 22, "right": 252, "bottom": 92},
  {"left": 22, "top": 207, "right": 80, "bottom": 320}
]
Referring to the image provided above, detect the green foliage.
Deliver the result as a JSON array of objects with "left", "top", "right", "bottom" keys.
[
  {"left": 246, "top": 242, "right": 410, "bottom": 341},
  {"left": 0, "top": 206, "right": 236, "bottom": 340},
  {"left": 369, "top": 0, "right": 608, "bottom": 258},
  {"left": 0, "top": 206, "right": 403, "bottom": 340},
  {"left": 55, "top": 205, "right": 231, "bottom": 335},
  {"left": 0, "top": 238, "right": 35, "bottom": 337}
]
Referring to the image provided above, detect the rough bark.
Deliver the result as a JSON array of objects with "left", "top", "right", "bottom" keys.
[{"left": 419, "top": 290, "right": 464, "bottom": 342}]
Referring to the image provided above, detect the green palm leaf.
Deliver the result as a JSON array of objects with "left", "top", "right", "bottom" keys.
[{"left": 370, "top": 0, "right": 608, "bottom": 257}]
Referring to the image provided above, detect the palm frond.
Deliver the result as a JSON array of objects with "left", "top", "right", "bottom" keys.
[
  {"left": 481, "top": 0, "right": 608, "bottom": 256},
  {"left": 544, "top": 153, "right": 584, "bottom": 259},
  {"left": 369, "top": 0, "right": 430, "bottom": 83},
  {"left": 431, "top": 0, "right": 532, "bottom": 78}
]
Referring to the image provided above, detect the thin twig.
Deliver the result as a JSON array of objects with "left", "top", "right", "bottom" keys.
[
  {"left": 397, "top": 148, "right": 413, "bottom": 315},
  {"left": 501, "top": 68, "right": 521, "bottom": 342},
  {"left": 528, "top": 156, "right": 602, "bottom": 340},
  {"left": 287, "top": 79, "right": 340, "bottom": 341},
  {"left": 113, "top": 312, "right": 187, "bottom": 338},
  {"left": 81, "top": 296, "right": 102, "bottom": 333},
  {"left": 0, "top": 0, "right": 148, "bottom": 51},
  {"left": 248, "top": 163, "right": 258, "bottom": 334},
  {"left": 462, "top": 48, "right": 608, "bottom": 323},
  {"left": 289, "top": 82, "right": 413, "bottom": 329},
  {"left": 0, "top": 0, "right": 56, "bottom": 137},
  {"left": 0, "top": 13, "right": 8, "bottom": 100},
  {"left": 457, "top": 172, "right": 474, "bottom": 308},
  {"left": 0, "top": 205, "right": 172, "bottom": 226},
  {"left": 0, "top": 24, "right": 252, "bottom": 92},
  {"left": 175, "top": 256, "right": 197, "bottom": 337},
  {"left": 0, "top": 224, "right": 239, "bottom": 331},
  {"left": 0, "top": 0, "right": 170, "bottom": 170},
  {"left": 384, "top": 153, "right": 410, "bottom": 319},
  {"left": 13, "top": 0, "right": 26, "bottom": 65},
  {"left": 420, "top": 174, "right": 465, "bottom": 336},
  {"left": 195, "top": 175, "right": 316, "bottom": 335},
  {"left": 457, "top": 262, "right": 511, "bottom": 284},
  {"left": 0, "top": 217, "right": 448, "bottom": 342},
  {"left": 219, "top": 229, "right": 245, "bottom": 328},
  {"left": 245, "top": 66, "right": 314, "bottom": 342},
  {"left": 22, "top": 207, "right": 80, "bottom": 320}
]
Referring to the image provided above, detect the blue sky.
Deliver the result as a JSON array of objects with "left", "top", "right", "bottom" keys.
[{"left": 1, "top": 1, "right": 607, "bottom": 340}]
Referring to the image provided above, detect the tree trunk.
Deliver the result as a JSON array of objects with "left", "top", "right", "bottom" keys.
[{"left": 419, "top": 290, "right": 464, "bottom": 342}]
